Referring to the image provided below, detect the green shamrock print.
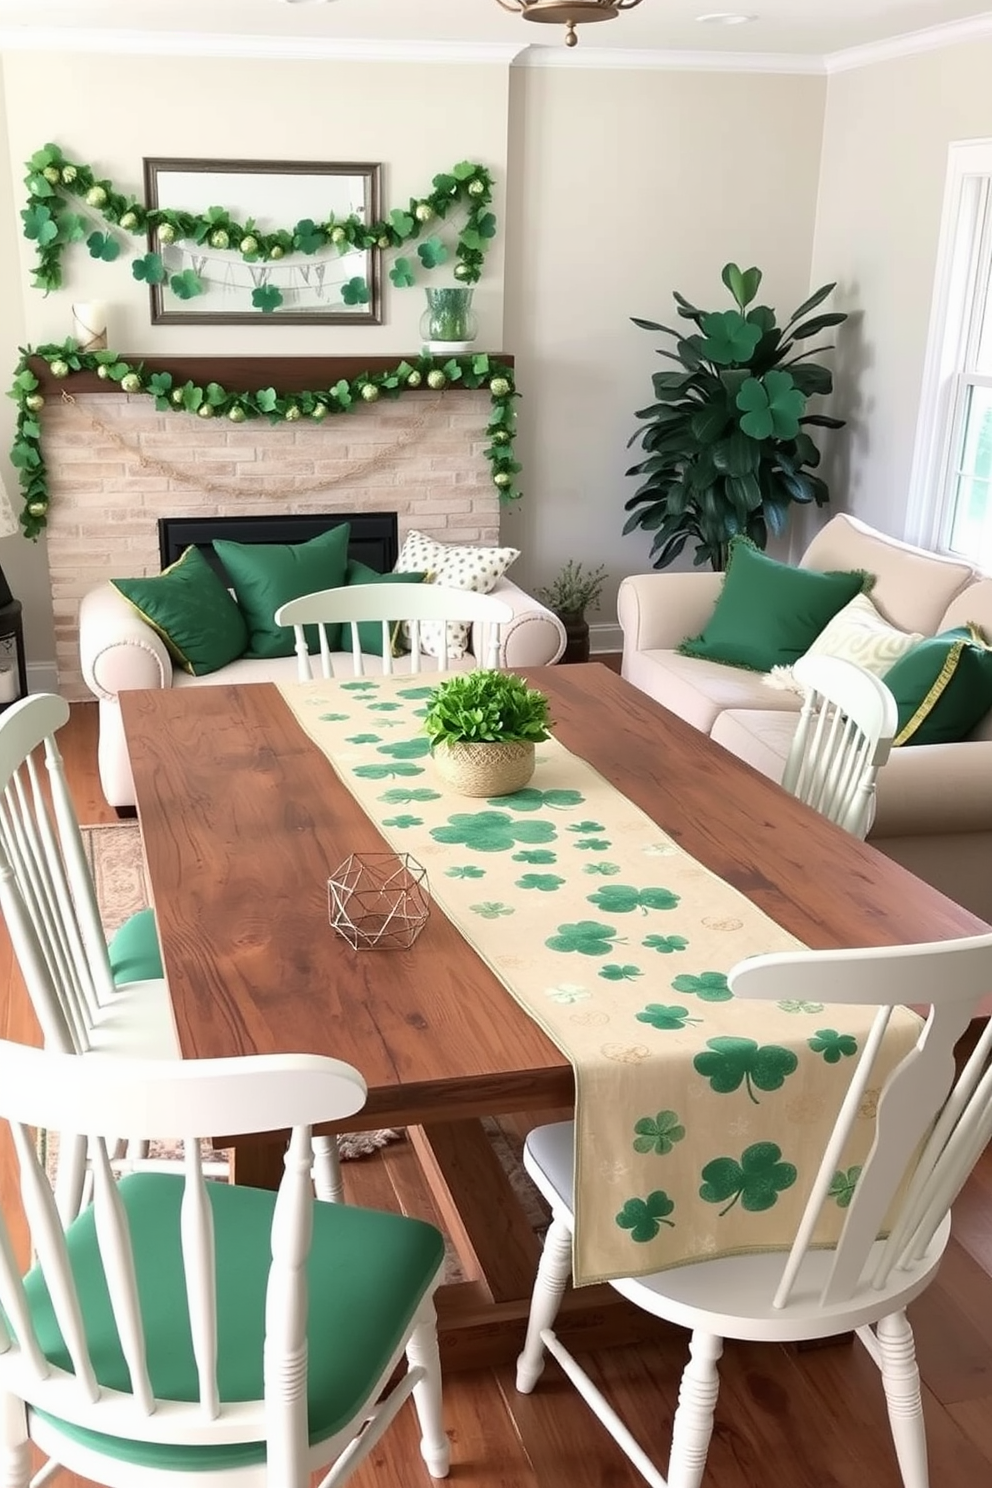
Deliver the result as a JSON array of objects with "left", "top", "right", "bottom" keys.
[
  {"left": 396, "top": 686, "right": 435, "bottom": 699},
  {"left": 584, "top": 861, "right": 622, "bottom": 876},
  {"left": 600, "top": 964, "right": 643, "bottom": 982},
  {"left": 808, "top": 1029, "right": 858, "bottom": 1063},
  {"left": 318, "top": 712, "right": 350, "bottom": 722},
  {"left": 777, "top": 1000, "right": 825, "bottom": 1014},
  {"left": 379, "top": 788, "right": 441, "bottom": 804},
  {"left": 545, "top": 920, "right": 621, "bottom": 956},
  {"left": 516, "top": 873, "right": 565, "bottom": 892},
  {"left": 615, "top": 1191, "right": 676, "bottom": 1242},
  {"left": 347, "top": 733, "right": 382, "bottom": 745},
  {"left": 569, "top": 821, "right": 605, "bottom": 834},
  {"left": 445, "top": 865, "right": 485, "bottom": 880},
  {"left": 700, "top": 1142, "right": 797, "bottom": 1216},
  {"left": 512, "top": 849, "right": 558, "bottom": 864},
  {"left": 367, "top": 702, "right": 402, "bottom": 712},
  {"left": 643, "top": 935, "right": 689, "bottom": 955},
  {"left": 671, "top": 972, "right": 732, "bottom": 1003},
  {"left": 431, "top": 811, "right": 556, "bottom": 854},
  {"left": 587, "top": 885, "right": 681, "bottom": 915},
  {"left": 828, "top": 1166, "right": 862, "bottom": 1208},
  {"left": 340, "top": 681, "right": 378, "bottom": 691},
  {"left": 471, "top": 902, "right": 515, "bottom": 919},
  {"left": 493, "top": 788, "right": 586, "bottom": 813},
  {"left": 574, "top": 839, "right": 611, "bottom": 852},
  {"left": 353, "top": 763, "right": 425, "bottom": 780},
  {"left": 381, "top": 814, "right": 423, "bottom": 829},
  {"left": 377, "top": 737, "right": 431, "bottom": 759},
  {"left": 693, "top": 1037, "right": 798, "bottom": 1104},
  {"left": 635, "top": 1004, "right": 701, "bottom": 1031},
  {"left": 633, "top": 1110, "right": 685, "bottom": 1156}
]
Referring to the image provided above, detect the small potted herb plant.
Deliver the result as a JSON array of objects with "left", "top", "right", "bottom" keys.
[
  {"left": 423, "top": 670, "right": 553, "bottom": 797},
  {"left": 537, "top": 560, "right": 608, "bottom": 664}
]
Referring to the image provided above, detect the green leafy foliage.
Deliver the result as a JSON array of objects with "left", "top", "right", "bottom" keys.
[
  {"left": 423, "top": 670, "right": 553, "bottom": 746},
  {"left": 693, "top": 1036, "right": 798, "bottom": 1104},
  {"left": 700, "top": 1142, "right": 797, "bottom": 1215},
  {"left": 626, "top": 262, "right": 848, "bottom": 570},
  {"left": 615, "top": 1191, "right": 676, "bottom": 1242},
  {"left": 633, "top": 1110, "right": 685, "bottom": 1155},
  {"left": 536, "top": 559, "right": 608, "bottom": 617}
]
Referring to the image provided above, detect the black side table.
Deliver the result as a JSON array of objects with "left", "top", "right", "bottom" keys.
[{"left": 0, "top": 600, "right": 27, "bottom": 710}]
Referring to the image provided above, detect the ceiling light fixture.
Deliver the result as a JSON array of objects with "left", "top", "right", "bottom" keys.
[{"left": 495, "top": 0, "right": 644, "bottom": 49}]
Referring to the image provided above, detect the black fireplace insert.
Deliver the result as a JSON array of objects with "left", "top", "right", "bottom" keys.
[{"left": 158, "top": 511, "right": 399, "bottom": 581}]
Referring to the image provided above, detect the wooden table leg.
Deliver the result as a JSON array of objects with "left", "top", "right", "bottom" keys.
[{"left": 227, "top": 1135, "right": 284, "bottom": 1189}]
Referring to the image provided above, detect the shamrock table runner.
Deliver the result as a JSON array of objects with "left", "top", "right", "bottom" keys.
[{"left": 278, "top": 677, "right": 922, "bottom": 1287}]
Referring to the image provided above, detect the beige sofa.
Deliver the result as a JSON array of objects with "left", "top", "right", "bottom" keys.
[
  {"left": 80, "top": 577, "right": 566, "bottom": 811},
  {"left": 618, "top": 514, "right": 992, "bottom": 923}
]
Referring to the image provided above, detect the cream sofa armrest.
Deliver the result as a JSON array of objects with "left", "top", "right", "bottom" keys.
[
  {"left": 618, "top": 572, "right": 723, "bottom": 656},
  {"left": 871, "top": 740, "right": 992, "bottom": 838},
  {"left": 79, "top": 583, "right": 173, "bottom": 700},
  {"left": 471, "top": 578, "right": 566, "bottom": 668}
]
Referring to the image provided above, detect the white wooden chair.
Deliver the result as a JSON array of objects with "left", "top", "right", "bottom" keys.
[
  {"left": 515, "top": 930, "right": 992, "bottom": 1488},
  {"left": 0, "top": 694, "right": 344, "bottom": 1210},
  {"left": 0, "top": 1038, "right": 449, "bottom": 1488},
  {"left": 781, "top": 653, "right": 898, "bottom": 839},
  {"left": 274, "top": 583, "right": 513, "bottom": 680}
]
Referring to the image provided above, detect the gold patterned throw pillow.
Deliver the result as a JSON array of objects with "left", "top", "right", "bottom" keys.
[{"left": 801, "top": 592, "right": 924, "bottom": 677}]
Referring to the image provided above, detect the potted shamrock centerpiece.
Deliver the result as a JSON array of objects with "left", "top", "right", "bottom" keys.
[{"left": 423, "top": 670, "right": 553, "bottom": 797}]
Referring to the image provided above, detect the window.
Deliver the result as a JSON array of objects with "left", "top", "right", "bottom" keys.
[{"left": 908, "top": 139, "right": 992, "bottom": 570}]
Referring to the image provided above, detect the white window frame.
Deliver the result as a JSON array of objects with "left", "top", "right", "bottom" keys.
[{"left": 906, "top": 137, "right": 992, "bottom": 566}]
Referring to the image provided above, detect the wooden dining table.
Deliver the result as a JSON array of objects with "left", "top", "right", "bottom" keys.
[{"left": 120, "top": 664, "right": 987, "bottom": 1366}]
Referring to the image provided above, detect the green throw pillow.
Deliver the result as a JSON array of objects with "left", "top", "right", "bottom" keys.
[
  {"left": 886, "top": 624, "right": 992, "bottom": 746},
  {"left": 214, "top": 525, "right": 351, "bottom": 660},
  {"left": 110, "top": 546, "right": 248, "bottom": 677},
  {"left": 678, "top": 537, "right": 873, "bottom": 672},
  {"left": 344, "top": 560, "right": 428, "bottom": 657}
]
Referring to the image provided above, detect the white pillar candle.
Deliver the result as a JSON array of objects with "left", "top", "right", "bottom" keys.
[
  {"left": 71, "top": 302, "right": 108, "bottom": 352},
  {"left": 0, "top": 667, "right": 17, "bottom": 705}
]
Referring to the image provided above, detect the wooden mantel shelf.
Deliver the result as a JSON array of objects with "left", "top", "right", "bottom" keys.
[{"left": 29, "top": 353, "right": 513, "bottom": 396}]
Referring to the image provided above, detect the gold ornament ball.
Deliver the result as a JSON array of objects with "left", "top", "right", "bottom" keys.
[
  {"left": 228, "top": 405, "right": 247, "bottom": 423},
  {"left": 284, "top": 404, "right": 302, "bottom": 422},
  {"left": 171, "top": 387, "right": 185, "bottom": 405},
  {"left": 360, "top": 384, "right": 380, "bottom": 403},
  {"left": 489, "top": 377, "right": 511, "bottom": 398},
  {"left": 269, "top": 244, "right": 285, "bottom": 260},
  {"left": 377, "top": 234, "right": 391, "bottom": 249},
  {"left": 427, "top": 370, "right": 447, "bottom": 390},
  {"left": 209, "top": 229, "right": 230, "bottom": 250},
  {"left": 120, "top": 373, "right": 142, "bottom": 394},
  {"left": 415, "top": 202, "right": 434, "bottom": 223},
  {"left": 330, "top": 226, "right": 347, "bottom": 245},
  {"left": 240, "top": 235, "right": 258, "bottom": 255},
  {"left": 85, "top": 186, "right": 107, "bottom": 208},
  {"left": 28, "top": 500, "right": 47, "bottom": 517},
  {"left": 490, "top": 429, "right": 510, "bottom": 446},
  {"left": 453, "top": 262, "right": 472, "bottom": 281},
  {"left": 197, "top": 402, "right": 214, "bottom": 419},
  {"left": 157, "top": 223, "right": 176, "bottom": 244},
  {"left": 24, "top": 393, "right": 45, "bottom": 411},
  {"left": 119, "top": 211, "right": 139, "bottom": 230},
  {"left": 48, "top": 359, "right": 69, "bottom": 379},
  {"left": 43, "top": 165, "right": 61, "bottom": 185},
  {"left": 493, "top": 472, "right": 512, "bottom": 489},
  {"left": 406, "top": 370, "right": 422, "bottom": 388},
  {"left": 310, "top": 402, "right": 328, "bottom": 421},
  {"left": 97, "top": 364, "right": 111, "bottom": 380},
  {"left": 467, "top": 178, "right": 486, "bottom": 197},
  {"left": 60, "top": 165, "right": 78, "bottom": 185}
]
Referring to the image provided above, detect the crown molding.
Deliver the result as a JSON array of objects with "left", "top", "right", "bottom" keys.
[
  {"left": 514, "top": 43, "right": 823, "bottom": 73},
  {"left": 825, "top": 13, "right": 992, "bottom": 73}
]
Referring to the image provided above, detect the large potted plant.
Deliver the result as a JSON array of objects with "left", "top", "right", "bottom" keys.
[
  {"left": 625, "top": 262, "right": 848, "bottom": 571},
  {"left": 537, "top": 559, "right": 608, "bottom": 664},
  {"left": 423, "top": 670, "right": 553, "bottom": 797}
]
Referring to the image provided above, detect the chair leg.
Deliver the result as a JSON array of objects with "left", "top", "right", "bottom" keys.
[
  {"left": 516, "top": 1213, "right": 572, "bottom": 1393},
  {"left": 405, "top": 1301, "right": 450, "bottom": 1479},
  {"left": 877, "top": 1311, "right": 929, "bottom": 1488},
  {"left": 0, "top": 1392, "right": 30, "bottom": 1488},
  {"left": 312, "top": 1136, "right": 344, "bottom": 1203},
  {"left": 666, "top": 1331, "right": 723, "bottom": 1488}
]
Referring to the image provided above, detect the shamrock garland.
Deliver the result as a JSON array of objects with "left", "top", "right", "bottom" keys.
[
  {"left": 8, "top": 342, "right": 521, "bottom": 540},
  {"left": 22, "top": 143, "right": 497, "bottom": 307}
]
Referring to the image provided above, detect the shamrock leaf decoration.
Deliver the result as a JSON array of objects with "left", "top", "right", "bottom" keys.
[
  {"left": 698, "top": 308, "right": 763, "bottom": 366},
  {"left": 252, "top": 284, "right": 284, "bottom": 313},
  {"left": 390, "top": 208, "right": 416, "bottom": 237},
  {"left": 347, "top": 733, "right": 382, "bottom": 745},
  {"left": 587, "top": 885, "right": 681, "bottom": 915},
  {"left": 381, "top": 814, "right": 423, "bottom": 829},
  {"left": 671, "top": 972, "right": 732, "bottom": 1003},
  {"left": 569, "top": 820, "right": 605, "bottom": 834},
  {"left": 516, "top": 873, "right": 565, "bottom": 892},
  {"left": 494, "top": 788, "right": 585, "bottom": 813},
  {"left": 736, "top": 369, "right": 806, "bottom": 440},
  {"left": 828, "top": 1166, "right": 862, "bottom": 1209},
  {"left": 377, "top": 737, "right": 431, "bottom": 760},
  {"left": 353, "top": 762, "right": 425, "bottom": 779},
  {"left": 86, "top": 230, "right": 120, "bottom": 262},
  {"left": 255, "top": 387, "right": 278, "bottom": 413},
  {"left": 584, "top": 862, "right": 622, "bottom": 877},
  {"left": 808, "top": 1029, "right": 858, "bottom": 1064},
  {"left": 512, "top": 849, "right": 558, "bottom": 865},
  {"left": 693, "top": 1037, "right": 798, "bottom": 1104},
  {"left": 170, "top": 268, "right": 203, "bottom": 300},
  {"left": 397, "top": 686, "right": 435, "bottom": 699},
  {"left": 131, "top": 251, "right": 166, "bottom": 284},
  {"left": 599, "top": 964, "right": 643, "bottom": 982},
  {"left": 471, "top": 902, "right": 515, "bottom": 919},
  {"left": 777, "top": 1000, "right": 825, "bottom": 1014},
  {"left": 367, "top": 702, "right": 402, "bottom": 712},
  {"left": 635, "top": 1005, "right": 700, "bottom": 1032},
  {"left": 317, "top": 712, "right": 350, "bottom": 722},
  {"left": 389, "top": 256, "right": 416, "bottom": 288},
  {"left": 380, "top": 788, "right": 441, "bottom": 804},
  {"left": 445, "top": 865, "right": 485, "bottom": 880},
  {"left": 643, "top": 934, "right": 689, "bottom": 955},
  {"left": 21, "top": 203, "right": 58, "bottom": 244},
  {"left": 545, "top": 984, "right": 591, "bottom": 1006},
  {"left": 431, "top": 811, "right": 556, "bottom": 854},
  {"left": 417, "top": 235, "right": 449, "bottom": 269},
  {"left": 293, "top": 217, "right": 326, "bottom": 254},
  {"left": 545, "top": 920, "right": 621, "bottom": 957},
  {"left": 56, "top": 211, "right": 87, "bottom": 244},
  {"left": 615, "top": 1191, "right": 675, "bottom": 1243},
  {"left": 341, "top": 276, "right": 370, "bottom": 306},
  {"left": 700, "top": 1142, "right": 797, "bottom": 1216},
  {"left": 575, "top": 839, "right": 611, "bottom": 852},
  {"left": 633, "top": 1110, "right": 685, "bottom": 1156}
]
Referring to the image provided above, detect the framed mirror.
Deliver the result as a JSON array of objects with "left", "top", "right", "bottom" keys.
[{"left": 143, "top": 158, "right": 382, "bottom": 325}]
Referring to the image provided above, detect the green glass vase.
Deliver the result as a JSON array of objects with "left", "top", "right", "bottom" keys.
[{"left": 420, "top": 288, "right": 478, "bottom": 352}]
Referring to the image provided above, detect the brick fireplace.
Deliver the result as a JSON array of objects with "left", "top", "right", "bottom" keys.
[{"left": 36, "top": 357, "right": 504, "bottom": 700}]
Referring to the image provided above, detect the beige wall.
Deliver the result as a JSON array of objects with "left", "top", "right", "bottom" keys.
[{"left": 811, "top": 40, "right": 992, "bottom": 540}]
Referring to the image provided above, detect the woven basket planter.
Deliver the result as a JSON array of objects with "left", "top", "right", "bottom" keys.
[{"left": 431, "top": 740, "right": 536, "bottom": 798}]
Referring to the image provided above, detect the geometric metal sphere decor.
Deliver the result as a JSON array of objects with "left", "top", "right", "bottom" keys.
[
  {"left": 328, "top": 852, "right": 430, "bottom": 951},
  {"left": 495, "top": 0, "right": 643, "bottom": 47}
]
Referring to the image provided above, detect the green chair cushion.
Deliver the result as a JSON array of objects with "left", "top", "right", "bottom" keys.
[
  {"left": 214, "top": 524, "right": 351, "bottom": 660},
  {"left": 27, "top": 1172, "right": 445, "bottom": 1471},
  {"left": 344, "top": 559, "right": 429, "bottom": 657},
  {"left": 107, "top": 908, "right": 163, "bottom": 986},
  {"left": 678, "top": 537, "right": 873, "bottom": 673},
  {"left": 885, "top": 624, "right": 992, "bottom": 745},
  {"left": 110, "top": 546, "right": 249, "bottom": 677}
]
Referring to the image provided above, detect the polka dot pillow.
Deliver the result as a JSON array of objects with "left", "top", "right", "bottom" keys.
[{"left": 394, "top": 530, "right": 520, "bottom": 659}]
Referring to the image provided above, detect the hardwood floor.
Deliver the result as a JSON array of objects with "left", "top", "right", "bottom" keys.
[{"left": 3, "top": 700, "right": 992, "bottom": 1488}]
